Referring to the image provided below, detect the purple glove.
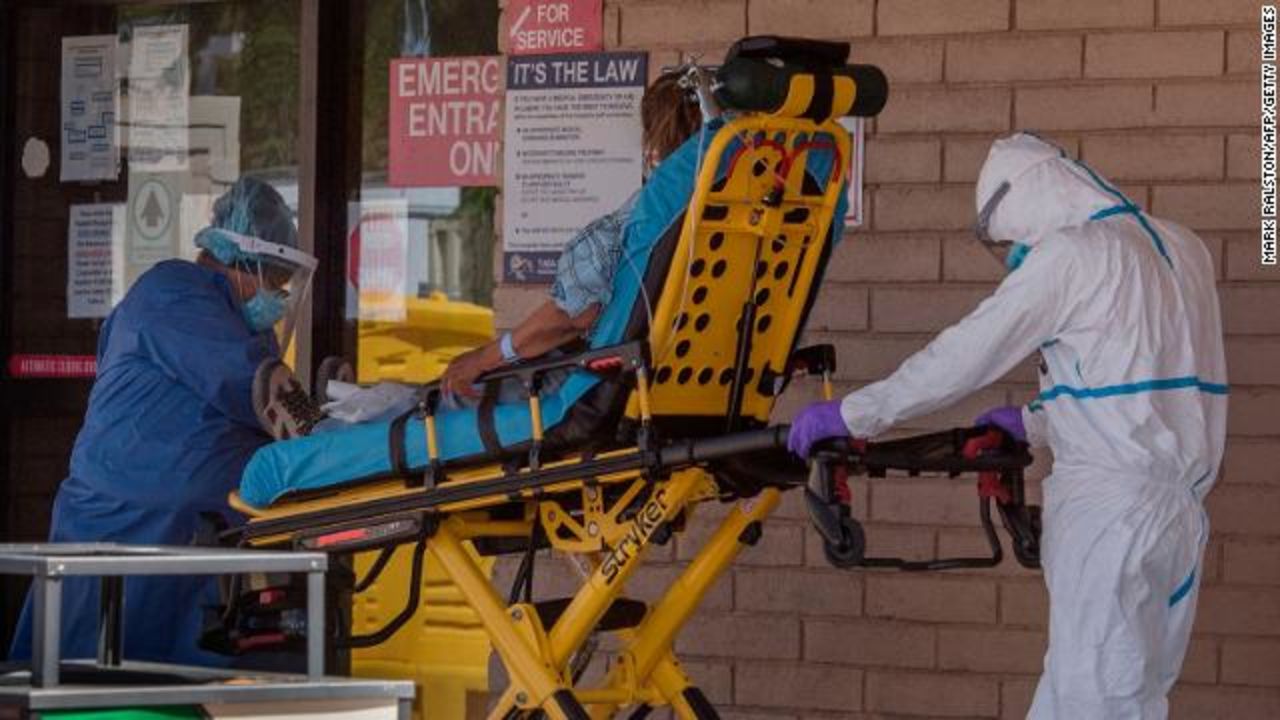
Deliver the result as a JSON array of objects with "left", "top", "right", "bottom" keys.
[
  {"left": 788, "top": 400, "right": 851, "bottom": 457},
  {"left": 975, "top": 405, "right": 1026, "bottom": 443}
]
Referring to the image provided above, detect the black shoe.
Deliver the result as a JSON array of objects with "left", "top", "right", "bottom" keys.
[
  {"left": 314, "top": 355, "right": 356, "bottom": 403},
  {"left": 253, "top": 359, "right": 325, "bottom": 440}
]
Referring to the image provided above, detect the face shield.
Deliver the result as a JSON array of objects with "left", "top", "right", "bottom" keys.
[
  {"left": 974, "top": 180, "right": 1019, "bottom": 267},
  {"left": 218, "top": 229, "right": 317, "bottom": 352}
]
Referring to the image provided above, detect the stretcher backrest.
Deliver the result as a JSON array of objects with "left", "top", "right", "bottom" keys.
[{"left": 626, "top": 116, "right": 849, "bottom": 434}]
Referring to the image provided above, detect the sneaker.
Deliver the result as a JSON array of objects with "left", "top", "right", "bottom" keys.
[
  {"left": 253, "top": 359, "right": 325, "bottom": 440},
  {"left": 314, "top": 355, "right": 356, "bottom": 403}
]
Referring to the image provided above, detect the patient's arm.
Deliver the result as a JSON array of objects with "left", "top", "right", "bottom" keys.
[{"left": 440, "top": 300, "right": 600, "bottom": 397}]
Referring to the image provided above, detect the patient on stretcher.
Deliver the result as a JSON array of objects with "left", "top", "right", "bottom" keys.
[{"left": 240, "top": 70, "right": 849, "bottom": 509}]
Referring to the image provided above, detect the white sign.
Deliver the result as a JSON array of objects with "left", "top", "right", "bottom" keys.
[
  {"left": 127, "top": 24, "right": 189, "bottom": 172},
  {"left": 839, "top": 117, "right": 867, "bottom": 228},
  {"left": 60, "top": 35, "right": 119, "bottom": 182},
  {"left": 502, "top": 51, "right": 647, "bottom": 282},
  {"left": 67, "top": 204, "right": 125, "bottom": 318},
  {"left": 127, "top": 172, "right": 179, "bottom": 267}
]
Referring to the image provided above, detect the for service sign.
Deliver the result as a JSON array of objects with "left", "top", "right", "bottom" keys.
[
  {"left": 506, "top": 0, "right": 602, "bottom": 55},
  {"left": 388, "top": 56, "right": 502, "bottom": 187}
]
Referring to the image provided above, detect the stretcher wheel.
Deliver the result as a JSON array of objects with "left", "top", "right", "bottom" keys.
[{"left": 822, "top": 517, "right": 866, "bottom": 569}]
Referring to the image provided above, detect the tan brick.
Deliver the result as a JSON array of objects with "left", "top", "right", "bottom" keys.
[
  {"left": 1001, "top": 580, "right": 1048, "bottom": 627},
  {"left": 1227, "top": 30, "right": 1261, "bottom": 74},
  {"left": 676, "top": 613, "right": 800, "bottom": 658},
  {"left": 877, "top": 0, "right": 1008, "bottom": 35},
  {"left": 1227, "top": 133, "right": 1260, "bottom": 180},
  {"left": 1223, "top": 440, "right": 1280, "bottom": 486},
  {"left": 719, "top": 712, "right": 797, "bottom": 720},
  {"left": 874, "top": 185, "right": 974, "bottom": 231},
  {"left": 1158, "top": 0, "right": 1259, "bottom": 26},
  {"left": 1000, "top": 678, "right": 1037, "bottom": 720},
  {"left": 948, "top": 36, "right": 1082, "bottom": 83},
  {"left": 1018, "top": 0, "right": 1154, "bottom": 29},
  {"left": 1229, "top": 388, "right": 1280, "bottom": 437},
  {"left": 879, "top": 87, "right": 1011, "bottom": 134},
  {"left": 1224, "top": 235, "right": 1280, "bottom": 280},
  {"left": 627, "top": 563, "right": 733, "bottom": 610},
  {"left": 1155, "top": 79, "right": 1257, "bottom": 126},
  {"left": 849, "top": 38, "right": 944, "bottom": 84},
  {"left": 677, "top": 515, "right": 805, "bottom": 567},
  {"left": 1086, "top": 31, "right": 1223, "bottom": 78},
  {"left": 866, "top": 671, "right": 999, "bottom": 716},
  {"left": 1151, "top": 183, "right": 1257, "bottom": 230},
  {"left": 1221, "top": 638, "right": 1280, "bottom": 687},
  {"left": 860, "top": 523, "right": 936, "bottom": 559},
  {"left": 1221, "top": 286, "right": 1280, "bottom": 334},
  {"left": 618, "top": 0, "right": 744, "bottom": 48},
  {"left": 734, "top": 567, "right": 863, "bottom": 616},
  {"left": 945, "top": 136, "right": 996, "bottom": 184},
  {"left": 1170, "top": 684, "right": 1280, "bottom": 720},
  {"left": 866, "top": 575, "right": 997, "bottom": 623},
  {"left": 938, "top": 627, "right": 1046, "bottom": 674},
  {"left": 901, "top": 386, "right": 1018, "bottom": 432},
  {"left": 747, "top": 0, "right": 873, "bottom": 38},
  {"left": 871, "top": 477, "right": 986, "bottom": 527},
  {"left": 871, "top": 287, "right": 991, "bottom": 333},
  {"left": 804, "top": 618, "right": 935, "bottom": 668},
  {"left": 1196, "top": 586, "right": 1280, "bottom": 635},
  {"left": 865, "top": 137, "right": 941, "bottom": 184},
  {"left": 1017, "top": 84, "right": 1153, "bottom": 131},
  {"left": 1225, "top": 337, "right": 1280, "bottom": 385},
  {"left": 1178, "top": 635, "right": 1219, "bottom": 684},
  {"left": 1224, "top": 541, "right": 1280, "bottom": 585},
  {"left": 1208, "top": 486, "right": 1280, "bottom": 536},
  {"left": 680, "top": 659, "right": 733, "bottom": 705},
  {"left": 1081, "top": 133, "right": 1223, "bottom": 181},
  {"left": 646, "top": 49, "right": 682, "bottom": 82},
  {"left": 827, "top": 235, "right": 941, "bottom": 283},
  {"left": 493, "top": 284, "right": 549, "bottom": 330},
  {"left": 943, "top": 234, "right": 1008, "bottom": 282},
  {"left": 737, "top": 662, "right": 862, "bottom": 711},
  {"left": 824, "top": 335, "right": 930, "bottom": 381},
  {"left": 806, "top": 285, "right": 870, "bottom": 332}
]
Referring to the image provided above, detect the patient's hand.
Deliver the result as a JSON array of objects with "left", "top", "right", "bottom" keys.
[{"left": 441, "top": 344, "right": 501, "bottom": 398}]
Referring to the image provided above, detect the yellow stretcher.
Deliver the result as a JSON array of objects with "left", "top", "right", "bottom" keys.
[{"left": 220, "top": 37, "right": 898, "bottom": 720}]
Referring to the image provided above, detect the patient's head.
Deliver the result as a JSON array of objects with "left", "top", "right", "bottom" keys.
[{"left": 642, "top": 70, "right": 703, "bottom": 169}]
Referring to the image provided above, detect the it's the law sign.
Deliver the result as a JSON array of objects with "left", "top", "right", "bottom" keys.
[
  {"left": 389, "top": 56, "right": 502, "bottom": 187},
  {"left": 506, "top": 0, "right": 602, "bottom": 55}
]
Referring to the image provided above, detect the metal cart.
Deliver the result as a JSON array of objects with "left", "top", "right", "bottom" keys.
[{"left": 0, "top": 544, "right": 414, "bottom": 719}]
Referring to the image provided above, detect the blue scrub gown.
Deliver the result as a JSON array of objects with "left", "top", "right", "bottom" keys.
[{"left": 8, "top": 259, "right": 276, "bottom": 666}]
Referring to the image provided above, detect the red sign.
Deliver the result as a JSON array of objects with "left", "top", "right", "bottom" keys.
[
  {"left": 506, "top": 0, "right": 603, "bottom": 55},
  {"left": 388, "top": 56, "right": 502, "bottom": 187},
  {"left": 8, "top": 354, "right": 97, "bottom": 378}
]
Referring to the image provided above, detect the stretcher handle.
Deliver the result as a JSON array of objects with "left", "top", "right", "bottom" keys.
[{"left": 471, "top": 340, "right": 650, "bottom": 388}]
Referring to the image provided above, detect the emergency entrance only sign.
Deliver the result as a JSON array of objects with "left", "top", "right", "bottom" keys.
[
  {"left": 388, "top": 56, "right": 502, "bottom": 186},
  {"left": 506, "top": 0, "right": 603, "bottom": 56}
]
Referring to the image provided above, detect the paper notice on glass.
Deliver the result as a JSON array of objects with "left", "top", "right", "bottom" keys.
[
  {"left": 68, "top": 204, "right": 125, "bottom": 318},
  {"left": 350, "top": 200, "right": 410, "bottom": 322},
  {"left": 60, "top": 35, "right": 120, "bottom": 182},
  {"left": 128, "top": 24, "right": 189, "bottom": 172},
  {"left": 838, "top": 117, "right": 866, "bottom": 228},
  {"left": 502, "top": 51, "right": 646, "bottom": 282}
]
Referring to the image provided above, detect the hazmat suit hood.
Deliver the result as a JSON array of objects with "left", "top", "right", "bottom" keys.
[{"left": 975, "top": 132, "right": 1121, "bottom": 250}]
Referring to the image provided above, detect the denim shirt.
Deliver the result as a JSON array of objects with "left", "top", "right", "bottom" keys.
[{"left": 548, "top": 190, "right": 640, "bottom": 322}]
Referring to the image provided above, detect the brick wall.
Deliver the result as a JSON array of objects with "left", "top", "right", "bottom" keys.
[{"left": 493, "top": 1, "right": 1277, "bottom": 717}]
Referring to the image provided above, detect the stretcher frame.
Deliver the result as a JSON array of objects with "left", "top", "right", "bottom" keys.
[{"left": 221, "top": 40, "right": 894, "bottom": 719}]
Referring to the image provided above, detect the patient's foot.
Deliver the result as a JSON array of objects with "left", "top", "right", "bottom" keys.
[
  {"left": 315, "top": 355, "right": 356, "bottom": 402},
  {"left": 253, "top": 359, "right": 326, "bottom": 440}
]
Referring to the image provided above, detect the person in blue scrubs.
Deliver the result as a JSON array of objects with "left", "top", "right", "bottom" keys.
[{"left": 8, "top": 177, "right": 314, "bottom": 666}]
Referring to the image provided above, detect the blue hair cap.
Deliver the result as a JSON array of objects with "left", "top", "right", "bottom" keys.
[{"left": 194, "top": 177, "right": 298, "bottom": 265}]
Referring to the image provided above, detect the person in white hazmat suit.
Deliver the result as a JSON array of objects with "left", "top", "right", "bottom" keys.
[{"left": 788, "top": 132, "right": 1227, "bottom": 718}]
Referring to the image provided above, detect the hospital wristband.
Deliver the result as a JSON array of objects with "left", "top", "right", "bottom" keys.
[{"left": 499, "top": 331, "right": 521, "bottom": 365}]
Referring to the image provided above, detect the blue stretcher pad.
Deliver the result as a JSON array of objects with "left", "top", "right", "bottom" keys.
[{"left": 239, "top": 126, "right": 846, "bottom": 508}]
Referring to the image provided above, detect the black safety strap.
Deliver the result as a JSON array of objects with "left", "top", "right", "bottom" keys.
[
  {"left": 476, "top": 381, "right": 503, "bottom": 455},
  {"left": 803, "top": 69, "right": 834, "bottom": 121},
  {"left": 388, "top": 408, "right": 415, "bottom": 478}
]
